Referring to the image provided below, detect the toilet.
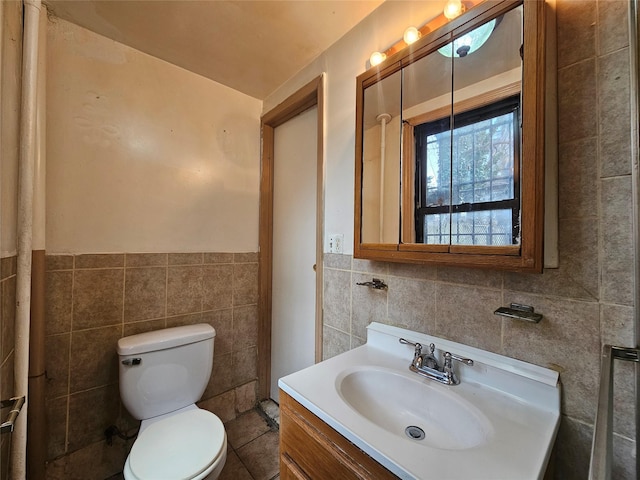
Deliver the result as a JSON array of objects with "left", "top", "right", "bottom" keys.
[{"left": 117, "top": 323, "right": 227, "bottom": 480}]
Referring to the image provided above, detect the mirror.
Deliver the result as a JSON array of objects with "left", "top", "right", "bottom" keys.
[{"left": 355, "top": 0, "right": 545, "bottom": 271}]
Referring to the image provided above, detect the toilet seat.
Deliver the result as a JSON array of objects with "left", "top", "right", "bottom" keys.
[{"left": 126, "top": 409, "right": 226, "bottom": 480}]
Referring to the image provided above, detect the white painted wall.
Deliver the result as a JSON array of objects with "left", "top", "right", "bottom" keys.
[
  {"left": 46, "top": 19, "right": 262, "bottom": 254},
  {"left": 263, "top": 2, "right": 447, "bottom": 255}
]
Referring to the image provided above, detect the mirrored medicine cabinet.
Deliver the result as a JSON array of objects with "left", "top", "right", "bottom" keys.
[{"left": 354, "top": 0, "right": 547, "bottom": 272}]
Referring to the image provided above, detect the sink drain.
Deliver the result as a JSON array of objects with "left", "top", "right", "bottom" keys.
[{"left": 405, "top": 425, "right": 425, "bottom": 441}]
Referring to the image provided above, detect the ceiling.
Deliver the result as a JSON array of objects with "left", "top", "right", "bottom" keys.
[{"left": 44, "top": 0, "right": 386, "bottom": 100}]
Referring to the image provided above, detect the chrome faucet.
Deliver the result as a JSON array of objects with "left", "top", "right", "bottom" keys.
[{"left": 399, "top": 338, "right": 473, "bottom": 386}]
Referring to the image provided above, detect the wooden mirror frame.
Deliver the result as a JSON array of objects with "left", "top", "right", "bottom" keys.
[{"left": 354, "top": 0, "right": 545, "bottom": 272}]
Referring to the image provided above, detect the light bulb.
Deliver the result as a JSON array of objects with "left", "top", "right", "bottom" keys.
[
  {"left": 403, "top": 26, "right": 421, "bottom": 45},
  {"left": 443, "top": 0, "right": 465, "bottom": 20},
  {"left": 369, "top": 51, "right": 386, "bottom": 67}
]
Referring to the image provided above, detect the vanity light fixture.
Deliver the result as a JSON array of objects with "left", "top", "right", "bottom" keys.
[
  {"left": 403, "top": 26, "right": 421, "bottom": 45},
  {"left": 369, "top": 51, "right": 387, "bottom": 67},
  {"left": 443, "top": 0, "right": 466, "bottom": 20},
  {"left": 366, "top": 0, "right": 482, "bottom": 69}
]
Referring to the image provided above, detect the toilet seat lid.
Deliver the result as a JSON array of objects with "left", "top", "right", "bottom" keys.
[{"left": 129, "top": 409, "right": 225, "bottom": 480}]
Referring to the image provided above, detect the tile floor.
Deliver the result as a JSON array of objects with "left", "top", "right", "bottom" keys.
[
  {"left": 106, "top": 408, "right": 280, "bottom": 480},
  {"left": 219, "top": 409, "right": 280, "bottom": 480}
]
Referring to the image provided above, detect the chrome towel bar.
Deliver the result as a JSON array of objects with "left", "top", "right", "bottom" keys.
[
  {"left": 588, "top": 345, "right": 639, "bottom": 480},
  {"left": 1, "top": 396, "right": 25, "bottom": 434}
]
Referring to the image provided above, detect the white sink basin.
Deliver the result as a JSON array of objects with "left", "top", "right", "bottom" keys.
[
  {"left": 336, "top": 367, "right": 493, "bottom": 450},
  {"left": 279, "top": 322, "right": 561, "bottom": 479}
]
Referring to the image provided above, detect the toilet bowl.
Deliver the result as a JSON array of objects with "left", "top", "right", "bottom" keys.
[{"left": 117, "top": 324, "right": 227, "bottom": 480}]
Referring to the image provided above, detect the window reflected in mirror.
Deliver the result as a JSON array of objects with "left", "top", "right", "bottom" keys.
[{"left": 401, "top": 5, "right": 523, "bottom": 250}]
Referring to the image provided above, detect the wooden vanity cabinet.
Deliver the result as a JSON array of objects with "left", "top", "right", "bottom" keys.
[{"left": 279, "top": 391, "right": 399, "bottom": 480}]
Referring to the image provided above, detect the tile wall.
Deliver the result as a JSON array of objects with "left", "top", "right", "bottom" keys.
[
  {"left": 0, "top": 257, "right": 17, "bottom": 480},
  {"left": 44, "top": 252, "right": 259, "bottom": 479},
  {"left": 323, "top": 2, "right": 637, "bottom": 479}
]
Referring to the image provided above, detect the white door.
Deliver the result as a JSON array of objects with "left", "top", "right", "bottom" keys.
[{"left": 270, "top": 106, "right": 318, "bottom": 403}]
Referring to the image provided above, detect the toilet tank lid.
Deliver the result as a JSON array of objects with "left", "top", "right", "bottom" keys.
[{"left": 117, "top": 324, "right": 215, "bottom": 356}]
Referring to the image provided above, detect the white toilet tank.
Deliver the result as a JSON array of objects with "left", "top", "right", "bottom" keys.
[{"left": 117, "top": 324, "right": 215, "bottom": 420}]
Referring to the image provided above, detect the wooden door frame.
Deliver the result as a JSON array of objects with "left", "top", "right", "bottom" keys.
[{"left": 258, "top": 76, "right": 324, "bottom": 401}]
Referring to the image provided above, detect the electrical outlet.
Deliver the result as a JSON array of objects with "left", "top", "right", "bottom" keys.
[{"left": 328, "top": 234, "right": 344, "bottom": 254}]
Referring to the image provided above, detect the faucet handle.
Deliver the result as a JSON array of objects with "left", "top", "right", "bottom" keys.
[
  {"left": 399, "top": 338, "right": 422, "bottom": 356},
  {"left": 443, "top": 352, "right": 474, "bottom": 368}
]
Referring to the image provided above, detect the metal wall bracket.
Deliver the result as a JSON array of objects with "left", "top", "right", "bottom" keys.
[
  {"left": 1, "top": 396, "right": 25, "bottom": 434},
  {"left": 494, "top": 303, "right": 543, "bottom": 323},
  {"left": 356, "top": 278, "right": 388, "bottom": 290}
]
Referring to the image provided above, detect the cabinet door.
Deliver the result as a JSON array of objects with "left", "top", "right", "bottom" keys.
[
  {"left": 280, "top": 391, "right": 399, "bottom": 480},
  {"left": 281, "top": 454, "right": 311, "bottom": 480}
]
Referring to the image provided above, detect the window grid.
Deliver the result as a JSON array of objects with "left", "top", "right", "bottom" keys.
[{"left": 415, "top": 96, "right": 520, "bottom": 246}]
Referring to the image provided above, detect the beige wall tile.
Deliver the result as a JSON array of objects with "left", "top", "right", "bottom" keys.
[
  {"left": 209, "top": 352, "right": 234, "bottom": 397},
  {"left": 69, "top": 326, "right": 121, "bottom": 393},
  {"left": 435, "top": 284, "right": 501, "bottom": 353},
  {"left": 204, "top": 252, "right": 234, "bottom": 264},
  {"left": 232, "top": 347, "right": 257, "bottom": 386},
  {"left": 388, "top": 276, "right": 436, "bottom": 335},
  {"left": 0, "top": 257, "right": 17, "bottom": 280},
  {"left": 46, "top": 438, "right": 129, "bottom": 480},
  {"left": 324, "top": 253, "right": 351, "bottom": 270},
  {"left": 45, "top": 255, "right": 73, "bottom": 271},
  {"left": 352, "top": 272, "right": 387, "bottom": 338},
  {"left": 166, "top": 265, "right": 203, "bottom": 316},
  {"left": 123, "top": 318, "right": 166, "bottom": 336},
  {"left": 554, "top": 416, "right": 593, "bottom": 480},
  {"left": 612, "top": 432, "right": 637, "bottom": 479},
  {"left": 600, "top": 176, "right": 634, "bottom": 305},
  {"left": 45, "top": 333, "right": 70, "bottom": 399},
  {"left": 75, "top": 254, "right": 125, "bottom": 269},
  {"left": 351, "top": 258, "right": 388, "bottom": 275},
  {"left": 125, "top": 253, "right": 167, "bottom": 267},
  {"left": 73, "top": 269, "right": 124, "bottom": 329},
  {"left": 235, "top": 381, "right": 257, "bottom": 413},
  {"left": 203, "top": 309, "right": 233, "bottom": 355},
  {"left": 165, "top": 312, "right": 203, "bottom": 328},
  {"left": 601, "top": 303, "right": 635, "bottom": 347},
  {"left": 557, "top": 217, "right": 599, "bottom": 299},
  {"left": 67, "top": 384, "right": 120, "bottom": 452},
  {"left": 45, "top": 271, "right": 73, "bottom": 335},
  {"left": 437, "top": 266, "right": 502, "bottom": 289},
  {"left": 1, "top": 277, "right": 16, "bottom": 363},
  {"left": 124, "top": 267, "right": 166, "bottom": 322},
  {"left": 388, "top": 262, "right": 436, "bottom": 280},
  {"left": 233, "top": 305, "right": 258, "bottom": 349},
  {"left": 556, "top": 0, "right": 596, "bottom": 68},
  {"left": 168, "top": 252, "right": 203, "bottom": 265},
  {"left": 558, "top": 59, "right": 597, "bottom": 143},
  {"left": 503, "top": 267, "right": 597, "bottom": 302},
  {"left": 234, "top": 252, "right": 258, "bottom": 263},
  {"left": 45, "top": 395, "right": 68, "bottom": 459},
  {"left": 597, "top": 0, "right": 629, "bottom": 56},
  {"left": 233, "top": 263, "right": 258, "bottom": 306},
  {"left": 558, "top": 137, "right": 598, "bottom": 219},
  {"left": 202, "top": 264, "right": 233, "bottom": 311},
  {"left": 598, "top": 48, "right": 631, "bottom": 177},
  {"left": 322, "top": 325, "right": 350, "bottom": 360},
  {"left": 0, "top": 355, "right": 14, "bottom": 412},
  {"left": 503, "top": 292, "right": 600, "bottom": 423},
  {"left": 323, "top": 268, "right": 351, "bottom": 332}
]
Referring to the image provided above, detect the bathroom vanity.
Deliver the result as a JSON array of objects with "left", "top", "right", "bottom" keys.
[
  {"left": 278, "top": 323, "right": 560, "bottom": 479},
  {"left": 280, "top": 391, "right": 397, "bottom": 479}
]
